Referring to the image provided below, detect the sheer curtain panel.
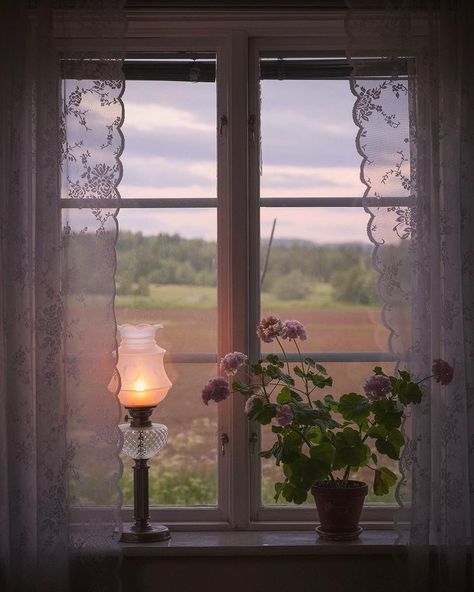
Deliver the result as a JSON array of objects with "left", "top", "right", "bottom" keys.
[
  {"left": 0, "top": 2, "right": 126, "bottom": 591},
  {"left": 346, "top": 1, "right": 474, "bottom": 590}
]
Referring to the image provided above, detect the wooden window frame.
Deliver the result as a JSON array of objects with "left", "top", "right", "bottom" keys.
[{"left": 63, "top": 10, "right": 408, "bottom": 529}]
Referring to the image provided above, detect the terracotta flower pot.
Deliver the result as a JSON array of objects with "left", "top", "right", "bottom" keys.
[{"left": 311, "top": 480, "right": 368, "bottom": 541}]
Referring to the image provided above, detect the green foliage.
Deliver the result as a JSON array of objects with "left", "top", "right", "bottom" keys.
[
  {"left": 309, "top": 442, "right": 336, "bottom": 477},
  {"left": 331, "top": 265, "right": 380, "bottom": 306},
  {"left": 243, "top": 344, "right": 424, "bottom": 501},
  {"left": 338, "top": 393, "right": 371, "bottom": 424},
  {"left": 373, "top": 428, "right": 404, "bottom": 460},
  {"left": 249, "top": 402, "right": 277, "bottom": 425},
  {"left": 333, "top": 428, "right": 370, "bottom": 469},
  {"left": 69, "top": 231, "right": 410, "bottom": 311},
  {"left": 116, "top": 231, "right": 217, "bottom": 289},
  {"left": 117, "top": 274, "right": 134, "bottom": 296},
  {"left": 113, "top": 232, "right": 409, "bottom": 308},
  {"left": 135, "top": 276, "right": 150, "bottom": 296},
  {"left": 205, "top": 317, "right": 438, "bottom": 503},
  {"left": 392, "top": 376, "right": 423, "bottom": 405},
  {"left": 121, "top": 466, "right": 217, "bottom": 506},
  {"left": 374, "top": 467, "right": 398, "bottom": 496},
  {"left": 271, "top": 269, "right": 312, "bottom": 301},
  {"left": 371, "top": 398, "right": 404, "bottom": 430}
]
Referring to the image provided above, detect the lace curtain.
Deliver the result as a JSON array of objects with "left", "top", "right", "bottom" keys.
[
  {"left": 0, "top": 2, "right": 126, "bottom": 591},
  {"left": 346, "top": 0, "right": 474, "bottom": 589}
]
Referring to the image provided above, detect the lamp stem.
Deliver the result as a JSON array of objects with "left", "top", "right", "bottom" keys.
[
  {"left": 120, "top": 405, "right": 171, "bottom": 543},
  {"left": 133, "top": 458, "right": 151, "bottom": 530}
]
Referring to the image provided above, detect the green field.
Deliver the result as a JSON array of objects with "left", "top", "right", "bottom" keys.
[{"left": 116, "top": 280, "right": 380, "bottom": 312}]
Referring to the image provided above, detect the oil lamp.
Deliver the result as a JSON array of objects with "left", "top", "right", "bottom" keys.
[{"left": 117, "top": 323, "right": 172, "bottom": 542}]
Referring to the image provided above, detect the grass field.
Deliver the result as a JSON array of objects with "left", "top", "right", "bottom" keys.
[{"left": 117, "top": 282, "right": 401, "bottom": 507}]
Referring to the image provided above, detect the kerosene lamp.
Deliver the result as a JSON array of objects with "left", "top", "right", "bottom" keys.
[{"left": 117, "top": 324, "right": 172, "bottom": 542}]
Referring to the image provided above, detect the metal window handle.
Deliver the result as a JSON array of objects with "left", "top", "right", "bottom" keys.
[
  {"left": 220, "top": 433, "right": 229, "bottom": 456},
  {"left": 248, "top": 114, "right": 256, "bottom": 143},
  {"left": 249, "top": 432, "right": 258, "bottom": 454},
  {"left": 219, "top": 115, "right": 228, "bottom": 136}
]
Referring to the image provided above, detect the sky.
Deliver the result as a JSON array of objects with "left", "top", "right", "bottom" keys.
[{"left": 118, "top": 74, "right": 410, "bottom": 245}]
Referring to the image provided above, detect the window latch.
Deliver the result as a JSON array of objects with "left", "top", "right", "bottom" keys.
[
  {"left": 219, "top": 115, "right": 228, "bottom": 136},
  {"left": 248, "top": 114, "right": 256, "bottom": 143},
  {"left": 220, "top": 432, "right": 229, "bottom": 456},
  {"left": 249, "top": 432, "right": 258, "bottom": 454}
]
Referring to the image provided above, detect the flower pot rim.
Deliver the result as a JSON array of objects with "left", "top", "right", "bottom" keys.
[{"left": 311, "top": 480, "right": 368, "bottom": 493}]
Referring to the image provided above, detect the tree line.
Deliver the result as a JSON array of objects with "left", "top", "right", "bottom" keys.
[{"left": 115, "top": 231, "right": 390, "bottom": 305}]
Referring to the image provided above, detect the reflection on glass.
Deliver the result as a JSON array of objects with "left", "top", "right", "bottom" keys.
[
  {"left": 260, "top": 361, "right": 398, "bottom": 507},
  {"left": 121, "top": 66, "right": 216, "bottom": 198}
]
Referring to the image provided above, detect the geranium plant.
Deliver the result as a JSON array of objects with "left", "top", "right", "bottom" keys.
[{"left": 202, "top": 316, "right": 454, "bottom": 505}]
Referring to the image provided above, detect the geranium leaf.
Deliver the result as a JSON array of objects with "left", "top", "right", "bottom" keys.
[
  {"left": 339, "top": 393, "right": 371, "bottom": 423},
  {"left": 374, "top": 467, "right": 397, "bottom": 495}
]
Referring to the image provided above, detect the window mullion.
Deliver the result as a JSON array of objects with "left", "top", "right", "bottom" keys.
[
  {"left": 218, "top": 30, "right": 251, "bottom": 529},
  {"left": 248, "top": 37, "right": 263, "bottom": 522}
]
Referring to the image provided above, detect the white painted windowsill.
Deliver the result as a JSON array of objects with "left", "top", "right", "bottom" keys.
[{"left": 120, "top": 530, "right": 404, "bottom": 557}]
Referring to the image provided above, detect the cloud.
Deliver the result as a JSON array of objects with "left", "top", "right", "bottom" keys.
[
  {"left": 111, "top": 78, "right": 409, "bottom": 242},
  {"left": 116, "top": 207, "right": 371, "bottom": 245},
  {"left": 119, "top": 162, "right": 362, "bottom": 199},
  {"left": 120, "top": 156, "right": 216, "bottom": 196},
  {"left": 261, "top": 165, "right": 362, "bottom": 196},
  {"left": 118, "top": 208, "right": 217, "bottom": 241},
  {"left": 125, "top": 102, "right": 214, "bottom": 133},
  {"left": 120, "top": 183, "right": 215, "bottom": 199}
]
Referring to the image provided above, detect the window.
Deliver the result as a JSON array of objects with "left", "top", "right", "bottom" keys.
[
  {"left": 117, "top": 56, "right": 220, "bottom": 510},
  {"left": 62, "top": 16, "right": 411, "bottom": 529}
]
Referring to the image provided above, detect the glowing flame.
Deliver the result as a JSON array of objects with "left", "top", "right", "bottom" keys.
[{"left": 134, "top": 379, "right": 146, "bottom": 392}]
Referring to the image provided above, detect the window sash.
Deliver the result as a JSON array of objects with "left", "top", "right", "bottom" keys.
[{"left": 61, "top": 28, "right": 406, "bottom": 527}]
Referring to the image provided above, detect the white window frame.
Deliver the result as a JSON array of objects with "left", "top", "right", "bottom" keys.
[{"left": 63, "top": 8, "right": 408, "bottom": 530}]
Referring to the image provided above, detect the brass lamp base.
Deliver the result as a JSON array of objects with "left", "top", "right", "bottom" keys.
[{"left": 121, "top": 522, "right": 171, "bottom": 543}]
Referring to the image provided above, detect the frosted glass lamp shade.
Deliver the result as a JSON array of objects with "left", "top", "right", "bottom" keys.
[{"left": 117, "top": 324, "right": 172, "bottom": 408}]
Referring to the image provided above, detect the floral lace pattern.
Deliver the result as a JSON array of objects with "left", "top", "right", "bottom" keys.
[
  {"left": 346, "top": 0, "right": 474, "bottom": 588},
  {"left": 0, "top": 2, "right": 125, "bottom": 591},
  {"left": 61, "top": 48, "right": 125, "bottom": 592}
]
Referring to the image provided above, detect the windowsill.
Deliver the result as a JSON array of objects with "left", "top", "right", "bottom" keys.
[{"left": 120, "top": 529, "right": 403, "bottom": 557}]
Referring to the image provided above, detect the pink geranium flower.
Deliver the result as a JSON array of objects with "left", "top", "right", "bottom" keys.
[
  {"left": 432, "top": 359, "right": 454, "bottom": 386},
  {"left": 281, "top": 320, "right": 307, "bottom": 341},
  {"left": 364, "top": 375, "right": 391, "bottom": 401},
  {"left": 202, "top": 377, "right": 230, "bottom": 406},
  {"left": 275, "top": 404, "right": 294, "bottom": 427},
  {"left": 220, "top": 351, "right": 247, "bottom": 376},
  {"left": 256, "top": 315, "right": 283, "bottom": 343}
]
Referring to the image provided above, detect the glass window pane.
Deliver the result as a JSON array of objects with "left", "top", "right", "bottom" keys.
[
  {"left": 116, "top": 208, "right": 217, "bottom": 354},
  {"left": 260, "top": 78, "right": 361, "bottom": 198},
  {"left": 121, "top": 61, "right": 216, "bottom": 199},
  {"left": 260, "top": 71, "right": 410, "bottom": 200},
  {"left": 260, "top": 207, "right": 400, "bottom": 354},
  {"left": 121, "top": 363, "right": 218, "bottom": 507},
  {"left": 116, "top": 208, "right": 218, "bottom": 506}
]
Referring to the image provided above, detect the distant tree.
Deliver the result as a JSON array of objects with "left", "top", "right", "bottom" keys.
[
  {"left": 135, "top": 276, "right": 150, "bottom": 297},
  {"left": 271, "top": 270, "right": 312, "bottom": 301},
  {"left": 117, "top": 275, "right": 134, "bottom": 296},
  {"left": 331, "top": 265, "right": 380, "bottom": 305},
  {"left": 115, "top": 231, "right": 401, "bottom": 307}
]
